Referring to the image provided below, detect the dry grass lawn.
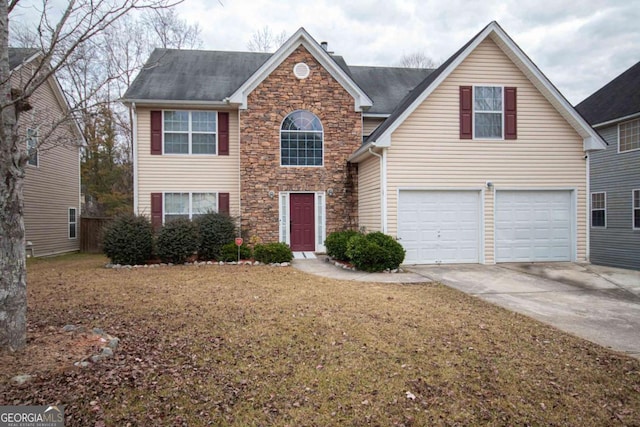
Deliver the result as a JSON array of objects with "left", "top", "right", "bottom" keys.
[{"left": 1, "top": 254, "right": 639, "bottom": 426}]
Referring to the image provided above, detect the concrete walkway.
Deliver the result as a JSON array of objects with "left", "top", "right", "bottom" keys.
[
  {"left": 291, "top": 256, "right": 428, "bottom": 283},
  {"left": 406, "top": 262, "right": 640, "bottom": 359}
]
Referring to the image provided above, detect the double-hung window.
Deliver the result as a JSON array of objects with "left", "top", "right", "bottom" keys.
[
  {"left": 591, "top": 192, "right": 606, "bottom": 228},
  {"left": 68, "top": 208, "right": 77, "bottom": 239},
  {"left": 633, "top": 190, "right": 640, "bottom": 229},
  {"left": 619, "top": 118, "right": 640, "bottom": 153},
  {"left": 164, "top": 192, "right": 218, "bottom": 223},
  {"left": 474, "top": 86, "right": 503, "bottom": 139},
  {"left": 27, "top": 128, "right": 38, "bottom": 166},
  {"left": 164, "top": 111, "right": 217, "bottom": 154}
]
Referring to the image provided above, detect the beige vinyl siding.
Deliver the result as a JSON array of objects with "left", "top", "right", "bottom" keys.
[
  {"left": 358, "top": 155, "right": 381, "bottom": 232},
  {"left": 386, "top": 37, "right": 587, "bottom": 263},
  {"left": 137, "top": 107, "right": 240, "bottom": 219},
  {"left": 363, "top": 117, "right": 385, "bottom": 137},
  {"left": 18, "top": 70, "right": 81, "bottom": 257}
]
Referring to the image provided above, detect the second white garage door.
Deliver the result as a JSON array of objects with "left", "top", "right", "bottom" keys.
[
  {"left": 495, "top": 190, "right": 573, "bottom": 262},
  {"left": 398, "top": 190, "right": 480, "bottom": 264}
]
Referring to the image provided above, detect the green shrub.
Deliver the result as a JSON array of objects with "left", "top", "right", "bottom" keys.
[
  {"left": 253, "top": 242, "right": 293, "bottom": 264},
  {"left": 219, "top": 242, "right": 252, "bottom": 262},
  {"left": 346, "top": 232, "right": 405, "bottom": 272},
  {"left": 156, "top": 218, "right": 198, "bottom": 264},
  {"left": 195, "top": 212, "right": 236, "bottom": 260},
  {"left": 325, "top": 230, "right": 361, "bottom": 261},
  {"left": 102, "top": 214, "right": 153, "bottom": 265}
]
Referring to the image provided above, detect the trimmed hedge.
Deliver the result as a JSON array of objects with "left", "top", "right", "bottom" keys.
[
  {"left": 195, "top": 212, "right": 236, "bottom": 260},
  {"left": 156, "top": 218, "right": 198, "bottom": 264},
  {"left": 253, "top": 242, "right": 293, "bottom": 264},
  {"left": 219, "top": 242, "right": 252, "bottom": 262},
  {"left": 103, "top": 214, "right": 153, "bottom": 265},
  {"left": 346, "top": 232, "right": 405, "bottom": 272},
  {"left": 325, "top": 230, "right": 361, "bottom": 261}
]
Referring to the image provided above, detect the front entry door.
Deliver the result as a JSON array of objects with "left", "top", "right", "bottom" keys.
[{"left": 290, "top": 193, "right": 315, "bottom": 251}]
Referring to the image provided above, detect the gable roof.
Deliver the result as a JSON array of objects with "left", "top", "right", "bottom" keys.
[
  {"left": 350, "top": 21, "right": 606, "bottom": 161},
  {"left": 228, "top": 27, "right": 372, "bottom": 111},
  {"left": 9, "top": 48, "right": 39, "bottom": 70},
  {"left": 575, "top": 60, "right": 640, "bottom": 127}
]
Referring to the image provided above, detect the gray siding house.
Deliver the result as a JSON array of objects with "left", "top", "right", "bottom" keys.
[{"left": 576, "top": 61, "right": 640, "bottom": 270}]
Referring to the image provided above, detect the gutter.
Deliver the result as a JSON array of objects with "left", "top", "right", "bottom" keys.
[{"left": 591, "top": 111, "right": 640, "bottom": 129}]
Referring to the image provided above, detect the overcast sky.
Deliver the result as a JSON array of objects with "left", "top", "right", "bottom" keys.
[
  {"left": 11, "top": 0, "right": 640, "bottom": 104},
  {"left": 177, "top": 0, "right": 639, "bottom": 104}
]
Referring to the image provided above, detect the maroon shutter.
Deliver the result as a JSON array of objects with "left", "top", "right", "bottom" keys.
[
  {"left": 150, "top": 111, "right": 162, "bottom": 155},
  {"left": 504, "top": 87, "right": 517, "bottom": 140},
  {"left": 218, "top": 112, "right": 229, "bottom": 156},
  {"left": 460, "top": 86, "right": 473, "bottom": 139},
  {"left": 218, "top": 193, "right": 230, "bottom": 215},
  {"left": 151, "top": 193, "right": 163, "bottom": 231}
]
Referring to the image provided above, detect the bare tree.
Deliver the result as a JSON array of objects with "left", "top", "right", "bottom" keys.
[
  {"left": 143, "top": 8, "right": 202, "bottom": 49},
  {"left": 0, "top": 0, "right": 182, "bottom": 351},
  {"left": 399, "top": 52, "right": 439, "bottom": 69},
  {"left": 247, "top": 26, "right": 287, "bottom": 52}
]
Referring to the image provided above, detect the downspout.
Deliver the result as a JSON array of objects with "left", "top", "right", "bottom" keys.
[
  {"left": 132, "top": 102, "right": 138, "bottom": 215},
  {"left": 368, "top": 145, "right": 387, "bottom": 233},
  {"left": 237, "top": 108, "right": 242, "bottom": 236},
  {"left": 585, "top": 152, "right": 590, "bottom": 263}
]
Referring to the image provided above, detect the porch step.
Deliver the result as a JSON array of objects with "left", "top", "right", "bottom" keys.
[{"left": 293, "top": 252, "right": 317, "bottom": 260}]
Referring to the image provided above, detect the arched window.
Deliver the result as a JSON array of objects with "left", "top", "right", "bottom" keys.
[{"left": 281, "top": 110, "right": 323, "bottom": 166}]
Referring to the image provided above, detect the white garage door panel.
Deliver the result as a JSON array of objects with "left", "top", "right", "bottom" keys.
[
  {"left": 398, "top": 191, "right": 480, "bottom": 264},
  {"left": 495, "top": 191, "right": 572, "bottom": 262}
]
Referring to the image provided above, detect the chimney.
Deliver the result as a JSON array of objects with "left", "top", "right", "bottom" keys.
[{"left": 321, "top": 41, "right": 328, "bottom": 51}]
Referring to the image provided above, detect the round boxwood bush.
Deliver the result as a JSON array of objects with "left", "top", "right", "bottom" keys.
[
  {"left": 195, "top": 212, "right": 236, "bottom": 260},
  {"left": 103, "top": 214, "right": 153, "bottom": 265},
  {"left": 325, "top": 230, "right": 361, "bottom": 261},
  {"left": 253, "top": 242, "right": 293, "bottom": 264},
  {"left": 346, "top": 232, "right": 405, "bottom": 272},
  {"left": 219, "top": 242, "right": 252, "bottom": 262},
  {"left": 156, "top": 218, "right": 198, "bottom": 264}
]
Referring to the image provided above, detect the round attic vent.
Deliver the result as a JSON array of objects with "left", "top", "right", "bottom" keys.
[{"left": 293, "top": 62, "right": 310, "bottom": 79}]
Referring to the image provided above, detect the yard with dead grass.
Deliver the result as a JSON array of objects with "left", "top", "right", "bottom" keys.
[{"left": 1, "top": 254, "right": 639, "bottom": 426}]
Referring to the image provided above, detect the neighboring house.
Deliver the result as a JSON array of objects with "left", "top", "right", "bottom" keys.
[
  {"left": 575, "top": 61, "right": 640, "bottom": 270},
  {"left": 10, "top": 48, "right": 84, "bottom": 257},
  {"left": 123, "top": 21, "right": 605, "bottom": 264}
]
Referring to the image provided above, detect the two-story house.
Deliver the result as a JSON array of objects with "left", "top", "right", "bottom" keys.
[
  {"left": 576, "top": 61, "right": 640, "bottom": 270},
  {"left": 11, "top": 48, "right": 84, "bottom": 257},
  {"left": 123, "top": 21, "right": 605, "bottom": 264}
]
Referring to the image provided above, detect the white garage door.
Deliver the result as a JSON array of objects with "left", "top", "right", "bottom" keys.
[
  {"left": 495, "top": 190, "right": 573, "bottom": 262},
  {"left": 398, "top": 190, "right": 480, "bottom": 264}
]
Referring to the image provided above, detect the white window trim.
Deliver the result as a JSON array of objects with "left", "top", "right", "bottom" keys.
[
  {"left": 633, "top": 189, "right": 640, "bottom": 230},
  {"left": 68, "top": 207, "right": 77, "bottom": 240},
  {"left": 472, "top": 84, "right": 504, "bottom": 140},
  {"left": 280, "top": 110, "right": 324, "bottom": 168},
  {"left": 26, "top": 127, "right": 38, "bottom": 167},
  {"left": 590, "top": 192, "right": 606, "bottom": 228},
  {"left": 162, "top": 110, "right": 218, "bottom": 156},
  {"left": 162, "top": 191, "right": 219, "bottom": 224},
  {"left": 618, "top": 118, "right": 640, "bottom": 154},
  {"left": 278, "top": 191, "right": 326, "bottom": 252}
]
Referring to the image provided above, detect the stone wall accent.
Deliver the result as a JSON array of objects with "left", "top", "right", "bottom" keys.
[{"left": 240, "top": 45, "right": 362, "bottom": 243}]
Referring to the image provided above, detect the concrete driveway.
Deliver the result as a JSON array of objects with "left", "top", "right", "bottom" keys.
[{"left": 405, "top": 262, "right": 640, "bottom": 359}]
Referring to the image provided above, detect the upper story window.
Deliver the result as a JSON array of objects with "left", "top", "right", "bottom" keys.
[
  {"left": 27, "top": 128, "right": 38, "bottom": 166},
  {"left": 474, "top": 86, "right": 503, "bottom": 139},
  {"left": 591, "top": 192, "right": 606, "bottom": 228},
  {"left": 281, "top": 110, "right": 323, "bottom": 166},
  {"left": 619, "top": 118, "right": 640, "bottom": 153},
  {"left": 164, "top": 111, "right": 217, "bottom": 155}
]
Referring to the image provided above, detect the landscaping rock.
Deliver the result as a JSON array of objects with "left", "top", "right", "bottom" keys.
[
  {"left": 11, "top": 374, "right": 32, "bottom": 385},
  {"left": 62, "top": 324, "right": 77, "bottom": 332},
  {"left": 74, "top": 361, "right": 91, "bottom": 368},
  {"left": 107, "top": 338, "right": 120, "bottom": 350},
  {"left": 92, "top": 328, "right": 104, "bottom": 335},
  {"left": 100, "top": 347, "right": 114, "bottom": 358}
]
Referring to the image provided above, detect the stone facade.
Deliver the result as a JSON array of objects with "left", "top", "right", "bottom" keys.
[{"left": 240, "top": 45, "right": 362, "bottom": 244}]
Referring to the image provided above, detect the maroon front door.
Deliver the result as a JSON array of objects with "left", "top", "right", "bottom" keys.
[{"left": 290, "top": 193, "right": 315, "bottom": 251}]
